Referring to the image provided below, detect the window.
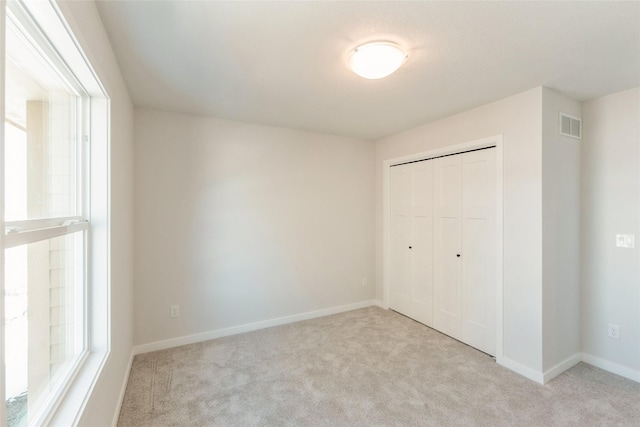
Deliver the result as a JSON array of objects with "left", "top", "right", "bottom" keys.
[
  {"left": 4, "top": 6, "right": 88, "bottom": 426},
  {"left": 2, "top": 1, "right": 110, "bottom": 425}
]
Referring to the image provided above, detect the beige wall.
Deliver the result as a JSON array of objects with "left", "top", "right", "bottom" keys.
[
  {"left": 541, "top": 87, "right": 581, "bottom": 373},
  {"left": 57, "top": 1, "right": 135, "bottom": 425},
  {"left": 581, "top": 87, "right": 640, "bottom": 376},
  {"left": 376, "top": 87, "right": 544, "bottom": 374},
  {"left": 133, "top": 109, "right": 376, "bottom": 346}
]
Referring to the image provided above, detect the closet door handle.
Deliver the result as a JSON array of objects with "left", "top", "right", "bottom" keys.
[
  {"left": 409, "top": 246, "right": 412, "bottom": 249},
  {"left": 456, "top": 254, "right": 461, "bottom": 257}
]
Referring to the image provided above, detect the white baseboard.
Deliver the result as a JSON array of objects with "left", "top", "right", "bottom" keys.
[
  {"left": 542, "top": 353, "right": 582, "bottom": 384},
  {"left": 582, "top": 353, "right": 640, "bottom": 383},
  {"left": 111, "top": 351, "right": 135, "bottom": 427},
  {"left": 133, "top": 300, "right": 380, "bottom": 355},
  {"left": 498, "top": 353, "right": 640, "bottom": 385},
  {"left": 497, "top": 356, "right": 544, "bottom": 384}
]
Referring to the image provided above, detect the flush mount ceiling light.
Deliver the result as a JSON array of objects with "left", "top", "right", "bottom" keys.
[{"left": 348, "top": 41, "right": 408, "bottom": 79}]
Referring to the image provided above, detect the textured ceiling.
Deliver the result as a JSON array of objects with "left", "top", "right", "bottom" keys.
[{"left": 96, "top": 1, "right": 640, "bottom": 140}]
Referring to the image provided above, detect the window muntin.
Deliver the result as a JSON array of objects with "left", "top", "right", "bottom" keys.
[{"left": 3, "top": 6, "right": 88, "bottom": 427}]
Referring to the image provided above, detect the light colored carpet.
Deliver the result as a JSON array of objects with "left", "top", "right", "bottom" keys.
[{"left": 117, "top": 306, "right": 640, "bottom": 426}]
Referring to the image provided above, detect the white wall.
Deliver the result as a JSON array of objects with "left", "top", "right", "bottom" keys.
[
  {"left": 581, "top": 87, "right": 640, "bottom": 377},
  {"left": 541, "top": 88, "right": 581, "bottom": 373},
  {"left": 56, "top": 1, "right": 135, "bottom": 425},
  {"left": 134, "top": 109, "right": 376, "bottom": 346},
  {"left": 376, "top": 87, "right": 544, "bottom": 375}
]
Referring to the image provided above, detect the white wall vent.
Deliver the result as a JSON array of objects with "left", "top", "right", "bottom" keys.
[{"left": 560, "top": 113, "right": 582, "bottom": 139}]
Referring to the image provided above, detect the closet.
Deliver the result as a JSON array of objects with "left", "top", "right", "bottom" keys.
[{"left": 390, "top": 147, "right": 496, "bottom": 355}]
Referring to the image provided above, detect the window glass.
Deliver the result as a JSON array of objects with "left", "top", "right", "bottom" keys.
[
  {"left": 4, "top": 232, "right": 84, "bottom": 427},
  {"left": 5, "top": 18, "right": 78, "bottom": 222}
]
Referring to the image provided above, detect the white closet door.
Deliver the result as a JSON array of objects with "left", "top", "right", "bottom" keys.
[
  {"left": 433, "top": 148, "right": 496, "bottom": 356},
  {"left": 433, "top": 155, "right": 463, "bottom": 340},
  {"left": 411, "top": 162, "right": 434, "bottom": 326},
  {"left": 390, "top": 166, "right": 412, "bottom": 316},
  {"left": 461, "top": 149, "right": 496, "bottom": 355},
  {"left": 390, "top": 161, "right": 434, "bottom": 327}
]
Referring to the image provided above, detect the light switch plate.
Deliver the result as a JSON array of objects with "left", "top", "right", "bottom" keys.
[{"left": 616, "top": 234, "right": 635, "bottom": 249}]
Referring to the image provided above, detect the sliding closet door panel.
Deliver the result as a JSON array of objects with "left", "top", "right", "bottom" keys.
[
  {"left": 463, "top": 220, "right": 488, "bottom": 323},
  {"left": 462, "top": 149, "right": 496, "bottom": 355},
  {"left": 434, "top": 155, "right": 462, "bottom": 340},
  {"left": 391, "top": 214, "right": 411, "bottom": 295},
  {"left": 390, "top": 161, "right": 434, "bottom": 327},
  {"left": 412, "top": 216, "right": 432, "bottom": 304},
  {"left": 390, "top": 167, "right": 412, "bottom": 315},
  {"left": 410, "top": 163, "right": 434, "bottom": 326},
  {"left": 440, "top": 218, "right": 461, "bottom": 312},
  {"left": 391, "top": 167, "right": 412, "bottom": 207},
  {"left": 438, "top": 162, "right": 461, "bottom": 217}
]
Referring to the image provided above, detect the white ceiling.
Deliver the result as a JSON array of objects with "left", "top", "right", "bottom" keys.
[{"left": 95, "top": 1, "right": 640, "bottom": 140}]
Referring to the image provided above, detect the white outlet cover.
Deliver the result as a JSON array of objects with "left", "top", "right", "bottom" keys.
[
  {"left": 616, "top": 234, "right": 635, "bottom": 249},
  {"left": 170, "top": 305, "right": 180, "bottom": 318}
]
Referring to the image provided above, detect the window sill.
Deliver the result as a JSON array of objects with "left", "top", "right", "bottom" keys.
[{"left": 47, "top": 350, "right": 109, "bottom": 427}]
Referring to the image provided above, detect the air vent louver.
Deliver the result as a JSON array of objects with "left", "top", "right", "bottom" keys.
[{"left": 560, "top": 113, "right": 581, "bottom": 139}]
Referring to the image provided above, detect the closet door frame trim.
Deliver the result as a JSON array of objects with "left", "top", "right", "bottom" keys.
[{"left": 382, "top": 135, "right": 504, "bottom": 360}]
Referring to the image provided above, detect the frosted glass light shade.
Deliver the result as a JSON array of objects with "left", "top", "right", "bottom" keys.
[{"left": 348, "top": 42, "right": 408, "bottom": 79}]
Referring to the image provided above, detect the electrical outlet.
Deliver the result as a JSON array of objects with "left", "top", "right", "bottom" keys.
[
  {"left": 170, "top": 305, "right": 180, "bottom": 318},
  {"left": 616, "top": 234, "right": 635, "bottom": 248},
  {"left": 362, "top": 277, "right": 368, "bottom": 287},
  {"left": 608, "top": 323, "right": 620, "bottom": 339}
]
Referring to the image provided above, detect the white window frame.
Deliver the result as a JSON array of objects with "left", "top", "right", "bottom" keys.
[{"left": 1, "top": 1, "right": 111, "bottom": 426}]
